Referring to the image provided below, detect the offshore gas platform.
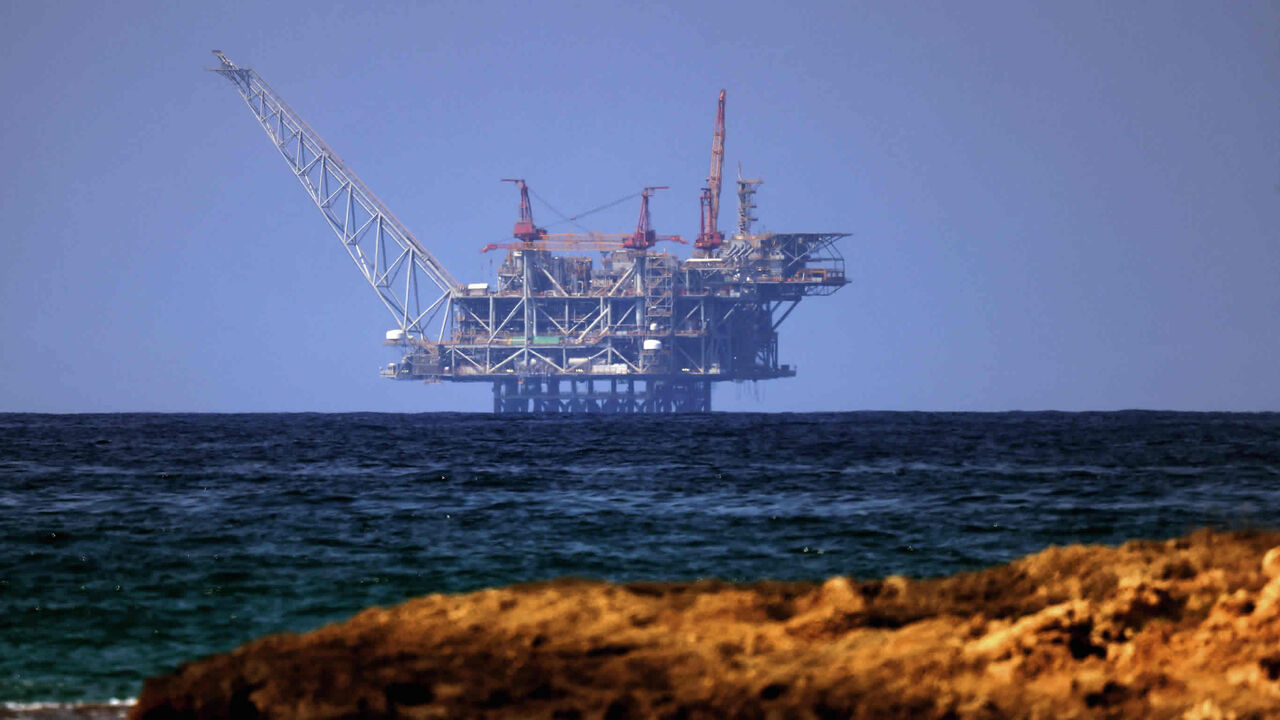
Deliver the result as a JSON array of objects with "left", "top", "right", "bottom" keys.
[{"left": 211, "top": 52, "right": 850, "bottom": 413}]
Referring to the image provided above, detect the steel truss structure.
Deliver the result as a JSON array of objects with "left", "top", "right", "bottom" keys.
[
  {"left": 492, "top": 378, "right": 711, "bottom": 414},
  {"left": 210, "top": 52, "right": 456, "bottom": 341},
  {"left": 211, "top": 52, "right": 852, "bottom": 413}
]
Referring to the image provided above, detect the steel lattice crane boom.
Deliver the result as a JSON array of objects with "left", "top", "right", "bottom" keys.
[
  {"left": 208, "top": 51, "right": 459, "bottom": 342},
  {"left": 695, "top": 90, "right": 727, "bottom": 253}
]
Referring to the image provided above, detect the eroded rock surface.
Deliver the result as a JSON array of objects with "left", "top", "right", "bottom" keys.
[{"left": 131, "top": 530, "right": 1280, "bottom": 719}]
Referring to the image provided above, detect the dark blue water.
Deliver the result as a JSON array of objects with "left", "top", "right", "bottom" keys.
[{"left": 2, "top": 412, "right": 1278, "bottom": 704}]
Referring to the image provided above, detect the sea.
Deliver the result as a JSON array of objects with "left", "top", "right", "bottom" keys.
[{"left": 2, "top": 411, "right": 1278, "bottom": 715}]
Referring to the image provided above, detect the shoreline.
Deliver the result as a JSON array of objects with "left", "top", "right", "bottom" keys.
[{"left": 128, "top": 529, "right": 1280, "bottom": 719}]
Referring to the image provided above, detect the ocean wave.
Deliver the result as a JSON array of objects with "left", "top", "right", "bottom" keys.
[{"left": 0, "top": 699, "right": 133, "bottom": 720}]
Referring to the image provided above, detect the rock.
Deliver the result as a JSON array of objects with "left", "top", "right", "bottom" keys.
[
  {"left": 818, "top": 575, "right": 860, "bottom": 608},
  {"left": 130, "top": 529, "right": 1280, "bottom": 720},
  {"left": 1182, "top": 698, "right": 1235, "bottom": 720},
  {"left": 1253, "top": 577, "right": 1280, "bottom": 620},
  {"left": 1262, "top": 546, "right": 1280, "bottom": 579}
]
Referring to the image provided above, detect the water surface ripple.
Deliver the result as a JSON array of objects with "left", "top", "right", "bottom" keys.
[{"left": 1, "top": 411, "right": 1278, "bottom": 702}]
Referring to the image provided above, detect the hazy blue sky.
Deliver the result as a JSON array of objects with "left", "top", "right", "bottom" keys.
[{"left": 1, "top": 1, "right": 1276, "bottom": 412}]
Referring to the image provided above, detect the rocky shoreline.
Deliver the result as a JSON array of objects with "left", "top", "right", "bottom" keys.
[{"left": 131, "top": 529, "right": 1280, "bottom": 719}]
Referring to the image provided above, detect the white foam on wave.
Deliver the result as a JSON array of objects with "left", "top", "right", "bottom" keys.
[
  {"left": 1, "top": 698, "right": 135, "bottom": 719},
  {"left": 2, "top": 699, "right": 135, "bottom": 709}
]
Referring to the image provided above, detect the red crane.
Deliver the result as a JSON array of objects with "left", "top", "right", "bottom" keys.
[
  {"left": 484, "top": 184, "right": 684, "bottom": 253},
  {"left": 481, "top": 232, "right": 686, "bottom": 254},
  {"left": 501, "top": 178, "right": 546, "bottom": 243},
  {"left": 695, "top": 90, "right": 727, "bottom": 253},
  {"left": 625, "top": 186, "right": 670, "bottom": 250}
]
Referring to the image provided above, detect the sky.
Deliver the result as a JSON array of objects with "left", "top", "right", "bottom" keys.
[{"left": 1, "top": 1, "right": 1276, "bottom": 412}]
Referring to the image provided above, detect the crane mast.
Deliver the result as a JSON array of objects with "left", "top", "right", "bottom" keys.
[
  {"left": 625, "top": 186, "right": 668, "bottom": 250},
  {"left": 501, "top": 178, "right": 546, "bottom": 244},
  {"left": 695, "top": 90, "right": 727, "bottom": 253},
  {"left": 209, "top": 51, "right": 459, "bottom": 342}
]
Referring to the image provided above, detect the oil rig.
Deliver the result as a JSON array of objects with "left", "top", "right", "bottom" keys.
[{"left": 211, "top": 52, "right": 850, "bottom": 413}]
